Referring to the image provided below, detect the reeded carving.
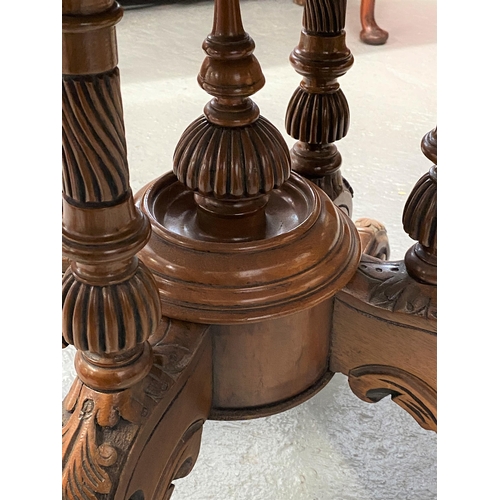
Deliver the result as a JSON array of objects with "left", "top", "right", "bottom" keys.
[
  {"left": 62, "top": 69, "right": 130, "bottom": 205},
  {"left": 286, "top": 0, "right": 354, "bottom": 214},
  {"left": 173, "top": 0, "right": 291, "bottom": 219},
  {"left": 348, "top": 364, "right": 437, "bottom": 431},
  {"left": 62, "top": 261, "right": 161, "bottom": 352},
  {"left": 174, "top": 115, "right": 290, "bottom": 199},
  {"left": 303, "top": 0, "right": 346, "bottom": 33},
  {"left": 403, "top": 127, "right": 437, "bottom": 285},
  {"left": 286, "top": 87, "right": 349, "bottom": 144},
  {"left": 403, "top": 166, "right": 437, "bottom": 251}
]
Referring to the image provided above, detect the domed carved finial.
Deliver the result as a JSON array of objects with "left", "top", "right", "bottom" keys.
[
  {"left": 173, "top": 0, "right": 290, "bottom": 237},
  {"left": 403, "top": 128, "right": 437, "bottom": 285}
]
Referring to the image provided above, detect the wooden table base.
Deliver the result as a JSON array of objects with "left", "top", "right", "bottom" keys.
[{"left": 61, "top": 0, "right": 436, "bottom": 498}]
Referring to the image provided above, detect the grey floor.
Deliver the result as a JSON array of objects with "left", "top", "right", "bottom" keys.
[{"left": 62, "top": 0, "right": 437, "bottom": 498}]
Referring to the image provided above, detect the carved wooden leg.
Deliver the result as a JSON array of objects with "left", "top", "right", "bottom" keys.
[
  {"left": 332, "top": 127, "right": 437, "bottom": 431},
  {"left": 62, "top": 2, "right": 211, "bottom": 498},
  {"left": 360, "top": 0, "right": 389, "bottom": 45},
  {"left": 286, "top": 0, "right": 354, "bottom": 216}
]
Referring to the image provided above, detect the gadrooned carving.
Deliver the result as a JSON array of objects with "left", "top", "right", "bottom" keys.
[
  {"left": 173, "top": 115, "right": 291, "bottom": 198},
  {"left": 286, "top": 87, "right": 350, "bottom": 144},
  {"left": 62, "top": 261, "right": 161, "bottom": 353}
]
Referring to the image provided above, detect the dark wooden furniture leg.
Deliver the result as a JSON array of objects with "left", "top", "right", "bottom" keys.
[
  {"left": 62, "top": 2, "right": 212, "bottom": 498},
  {"left": 360, "top": 0, "right": 389, "bottom": 45},
  {"left": 287, "top": 0, "right": 355, "bottom": 216}
]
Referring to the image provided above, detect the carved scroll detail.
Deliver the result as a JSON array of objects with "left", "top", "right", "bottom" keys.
[
  {"left": 152, "top": 420, "right": 204, "bottom": 500},
  {"left": 62, "top": 69, "right": 130, "bottom": 205},
  {"left": 62, "top": 380, "right": 144, "bottom": 500},
  {"left": 355, "top": 218, "right": 390, "bottom": 260},
  {"left": 348, "top": 364, "right": 437, "bottom": 431},
  {"left": 62, "top": 319, "right": 209, "bottom": 500}
]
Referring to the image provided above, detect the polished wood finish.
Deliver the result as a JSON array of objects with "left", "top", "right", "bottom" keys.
[
  {"left": 136, "top": 0, "right": 360, "bottom": 418},
  {"left": 331, "top": 127, "right": 437, "bottom": 432},
  {"left": 62, "top": 2, "right": 212, "bottom": 498},
  {"left": 287, "top": 0, "right": 354, "bottom": 215},
  {"left": 293, "top": 0, "right": 388, "bottom": 46},
  {"left": 62, "top": 0, "right": 436, "bottom": 497},
  {"left": 360, "top": 0, "right": 389, "bottom": 45}
]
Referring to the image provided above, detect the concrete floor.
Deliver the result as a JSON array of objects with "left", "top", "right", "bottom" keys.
[{"left": 62, "top": 0, "right": 437, "bottom": 498}]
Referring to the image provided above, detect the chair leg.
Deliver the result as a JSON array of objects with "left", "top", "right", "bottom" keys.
[{"left": 360, "top": 0, "right": 389, "bottom": 45}]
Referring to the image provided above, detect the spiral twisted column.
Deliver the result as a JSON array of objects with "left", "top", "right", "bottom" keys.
[
  {"left": 403, "top": 127, "right": 437, "bottom": 285},
  {"left": 286, "top": 0, "right": 354, "bottom": 215},
  {"left": 62, "top": 0, "right": 161, "bottom": 393}
]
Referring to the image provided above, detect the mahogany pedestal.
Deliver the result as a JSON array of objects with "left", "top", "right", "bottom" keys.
[{"left": 61, "top": 1, "right": 436, "bottom": 498}]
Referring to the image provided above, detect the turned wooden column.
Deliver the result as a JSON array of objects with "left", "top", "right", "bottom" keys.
[
  {"left": 62, "top": 1, "right": 162, "bottom": 497},
  {"left": 403, "top": 127, "right": 437, "bottom": 285},
  {"left": 286, "top": 0, "right": 354, "bottom": 215},
  {"left": 62, "top": 0, "right": 160, "bottom": 392},
  {"left": 137, "top": 0, "right": 361, "bottom": 418}
]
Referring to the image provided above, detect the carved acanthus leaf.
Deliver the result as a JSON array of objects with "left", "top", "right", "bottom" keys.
[
  {"left": 351, "top": 256, "right": 437, "bottom": 319},
  {"left": 62, "top": 379, "right": 144, "bottom": 500},
  {"left": 62, "top": 319, "right": 208, "bottom": 500}
]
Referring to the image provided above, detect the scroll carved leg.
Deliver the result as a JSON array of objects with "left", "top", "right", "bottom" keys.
[
  {"left": 360, "top": 0, "right": 389, "bottom": 45},
  {"left": 332, "top": 128, "right": 437, "bottom": 431}
]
